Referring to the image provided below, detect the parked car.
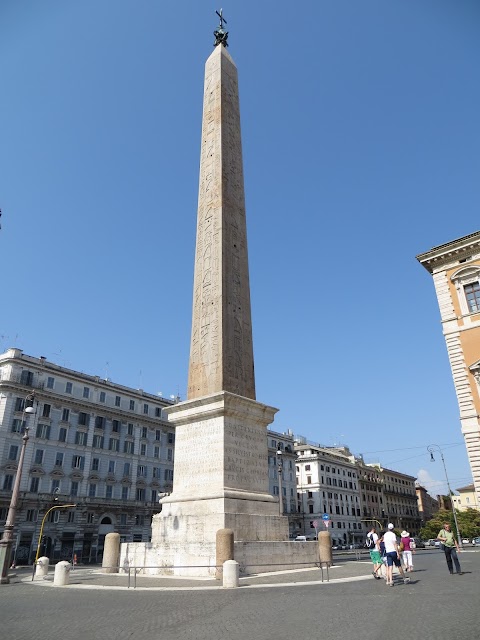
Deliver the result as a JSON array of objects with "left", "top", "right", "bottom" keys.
[
  {"left": 472, "top": 537, "right": 480, "bottom": 545},
  {"left": 294, "top": 535, "right": 307, "bottom": 542},
  {"left": 434, "top": 540, "right": 442, "bottom": 548},
  {"left": 413, "top": 538, "right": 425, "bottom": 549},
  {"left": 461, "top": 538, "right": 470, "bottom": 545},
  {"left": 426, "top": 539, "right": 437, "bottom": 547}
]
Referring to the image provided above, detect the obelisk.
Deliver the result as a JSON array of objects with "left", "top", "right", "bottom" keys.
[{"left": 151, "top": 15, "right": 288, "bottom": 568}]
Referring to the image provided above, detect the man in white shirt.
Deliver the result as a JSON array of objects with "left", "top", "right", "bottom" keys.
[{"left": 382, "top": 523, "right": 409, "bottom": 587}]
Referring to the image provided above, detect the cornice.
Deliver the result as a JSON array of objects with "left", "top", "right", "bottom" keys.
[{"left": 416, "top": 231, "right": 480, "bottom": 273}]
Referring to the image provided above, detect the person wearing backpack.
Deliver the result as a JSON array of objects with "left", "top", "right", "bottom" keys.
[{"left": 366, "top": 526, "right": 383, "bottom": 579}]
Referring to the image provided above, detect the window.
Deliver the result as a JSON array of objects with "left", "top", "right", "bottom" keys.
[
  {"left": 127, "top": 423, "right": 134, "bottom": 436},
  {"left": 129, "top": 400, "right": 135, "bottom": 411},
  {"left": 143, "top": 403, "right": 149, "bottom": 415},
  {"left": 123, "top": 462, "right": 131, "bottom": 476},
  {"left": 307, "top": 476, "right": 312, "bottom": 484},
  {"left": 137, "top": 465, "right": 146, "bottom": 477},
  {"left": 124, "top": 441, "right": 134, "bottom": 455},
  {"left": 135, "top": 514, "right": 145, "bottom": 526},
  {"left": 87, "top": 512, "right": 95, "bottom": 524},
  {"left": 109, "top": 438, "right": 119, "bottom": 452},
  {"left": 88, "top": 484, "right": 97, "bottom": 497},
  {"left": 58, "top": 427, "right": 67, "bottom": 442},
  {"left": 75, "top": 431, "right": 88, "bottom": 446},
  {"left": 68, "top": 511, "right": 75, "bottom": 523},
  {"left": 83, "top": 387, "right": 90, "bottom": 399},
  {"left": 55, "top": 452, "right": 64, "bottom": 467},
  {"left": 168, "top": 433, "right": 175, "bottom": 444},
  {"left": 108, "top": 461, "right": 115, "bottom": 473},
  {"left": 70, "top": 481, "right": 79, "bottom": 496},
  {"left": 140, "top": 443, "right": 146, "bottom": 456},
  {"left": 65, "top": 381, "right": 73, "bottom": 394},
  {"left": 106, "top": 485, "right": 113, "bottom": 499},
  {"left": 115, "top": 395, "right": 121, "bottom": 407},
  {"left": 62, "top": 408, "right": 70, "bottom": 422},
  {"left": 153, "top": 467, "right": 161, "bottom": 478},
  {"left": 309, "top": 505, "right": 314, "bottom": 513},
  {"left": 8, "top": 445, "right": 18, "bottom": 460},
  {"left": 51, "top": 479, "right": 60, "bottom": 493},
  {"left": 34, "top": 449, "right": 44, "bottom": 465},
  {"left": 11, "top": 419, "right": 25, "bottom": 433},
  {"left": 36, "top": 424, "right": 51, "bottom": 439},
  {"left": 141, "top": 427, "right": 148, "bottom": 439},
  {"left": 20, "top": 370, "right": 34, "bottom": 386},
  {"left": 164, "top": 469, "right": 173, "bottom": 482},
  {"left": 3, "top": 475, "right": 14, "bottom": 491},
  {"left": 154, "top": 446, "right": 160, "bottom": 458},
  {"left": 151, "top": 490, "right": 157, "bottom": 502},
  {"left": 42, "top": 403, "right": 51, "bottom": 418},
  {"left": 112, "top": 420, "right": 121, "bottom": 433},
  {"left": 47, "top": 509, "right": 60, "bottom": 523},
  {"left": 46, "top": 376, "right": 55, "bottom": 389},
  {"left": 30, "top": 477, "right": 40, "bottom": 493},
  {"left": 305, "top": 464, "right": 311, "bottom": 471},
  {"left": 15, "top": 397, "right": 26, "bottom": 412},
  {"left": 92, "top": 435, "right": 104, "bottom": 449},
  {"left": 95, "top": 416, "right": 106, "bottom": 429},
  {"left": 136, "top": 488, "right": 146, "bottom": 501},
  {"left": 78, "top": 412, "right": 90, "bottom": 427},
  {"left": 167, "top": 449, "right": 173, "bottom": 462},
  {"left": 72, "top": 455, "right": 85, "bottom": 470},
  {"left": 26, "top": 509, "right": 38, "bottom": 522},
  {"left": 92, "top": 458, "right": 100, "bottom": 471},
  {"left": 155, "top": 407, "right": 161, "bottom": 417},
  {"left": 121, "top": 486, "right": 129, "bottom": 500},
  {"left": 99, "top": 391, "right": 106, "bottom": 403},
  {"left": 465, "top": 282, "right": 480, "bottom": 313},
  {"left": 155, "top": 430, "right": 161, "bottom": 441},
  {"left": 120, "top": 513, "right": 128, "bottom": 525}
]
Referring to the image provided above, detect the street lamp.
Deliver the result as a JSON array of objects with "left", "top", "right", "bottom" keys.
[
  {"left": 0, "top": 391, "right": 36, "bottom": 584},
  {"left": 428, "top": 444, "right": 463, "bottom": 548},
  {"left": 276, "top": 449, "right": 284, "bottom": 515}
]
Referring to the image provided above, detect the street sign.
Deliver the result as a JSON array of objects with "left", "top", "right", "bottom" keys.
[
  {"left": 324, "top": 520, "right": 330, "bottom": 528},
  {"left": 322, "top": 513, "right": 330, "bottom": 521},
  {"left": 312, "top": 520, "right": 319, "bottom": 529}
]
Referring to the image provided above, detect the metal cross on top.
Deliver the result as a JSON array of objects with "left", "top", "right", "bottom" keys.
[
  {"left": 216, "top": 8, "right": 227, "bottom": 29},
  {"left": 213, "top": 8, "right": 229, "bottom": 47}
]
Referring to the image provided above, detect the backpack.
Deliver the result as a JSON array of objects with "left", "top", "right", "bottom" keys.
[{"left": 366, "top": 534, "right": 375, "bottom": 549}]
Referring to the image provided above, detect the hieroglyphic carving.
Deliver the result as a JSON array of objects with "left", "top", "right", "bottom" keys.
[{"left": 188, "top": 45, "right": 255, "bottom": 401}]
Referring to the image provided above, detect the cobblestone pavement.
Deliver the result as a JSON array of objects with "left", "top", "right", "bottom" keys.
[{"left": 1, "top": 550, "right": 478, "bottom": 640}]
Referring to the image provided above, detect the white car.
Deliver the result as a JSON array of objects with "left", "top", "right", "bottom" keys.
[{"left": 461, "top": 538, "right": 470, "bottom": 544}]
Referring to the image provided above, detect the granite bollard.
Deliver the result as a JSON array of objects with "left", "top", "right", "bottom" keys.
[{"left": 54, "top": 561, "right": 71, "bottom": 586}]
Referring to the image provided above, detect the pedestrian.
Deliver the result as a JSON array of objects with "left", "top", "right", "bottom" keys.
[
  {"left": 366, "top": 526, "right": 383, "bottom": 579},
  {"left": 400, "top": 530, "right": 414, "bottom": 572},
  {"left": 437, "top": 522, "right": 463, "bottom": 575},
  {"left": 381, "top": 523, "right": 409, "bottom": 587}
]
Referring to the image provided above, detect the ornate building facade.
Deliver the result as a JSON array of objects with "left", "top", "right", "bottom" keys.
[
  {"left": 0, "top": 348, "right": 175, "bottom": 564},
  {"left": 417, "top": 231, "right": 480, "bottom": 510}
]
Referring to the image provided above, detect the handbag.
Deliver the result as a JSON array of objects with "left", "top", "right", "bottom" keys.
[{"left": 399, "top": 541, "right": 404, "bottom": 552}]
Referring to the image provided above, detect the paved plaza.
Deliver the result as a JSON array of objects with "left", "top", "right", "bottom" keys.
[{"left": 1, "top": 550, "right": 478, "bottom": 640}]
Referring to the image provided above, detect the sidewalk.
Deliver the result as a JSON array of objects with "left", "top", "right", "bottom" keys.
[{"left": 19, "top": 556, "right": 376, "bottom": 590}]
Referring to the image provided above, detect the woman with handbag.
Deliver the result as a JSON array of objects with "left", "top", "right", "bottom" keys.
[{"left": 437, "top": 522, "right": 463, "bottom": 575}]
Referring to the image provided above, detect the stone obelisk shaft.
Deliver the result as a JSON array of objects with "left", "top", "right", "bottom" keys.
[{"left": 187, "top": 44, "right": 255, "bottom": 401}]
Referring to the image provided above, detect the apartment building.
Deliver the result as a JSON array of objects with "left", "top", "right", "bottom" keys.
[
  {"left": 0, "top": 348, "right": 175, "bottom": 564},
  {"left": 267, "top": 429, "right": 297, "bottom": 536},
  {"left": 294, "top": 442, "right": 363, "bottom": 545}
]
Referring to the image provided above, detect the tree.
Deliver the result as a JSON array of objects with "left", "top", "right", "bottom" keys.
[{"left": 420, "top": 508, "right": 480, "bottom": 540}]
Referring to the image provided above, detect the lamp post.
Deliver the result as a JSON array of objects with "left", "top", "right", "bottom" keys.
[
  {"left": 428, "top": 444, "right": 463, "bottom": 548},
  {"left": 276, "top": 449, "right": 284, "bottom": 515},
  {"left": 0, "top": 392, "right": 36, "bottom": 584}
]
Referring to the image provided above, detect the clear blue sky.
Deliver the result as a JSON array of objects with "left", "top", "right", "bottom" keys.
[{"left": 1, "top": 1, "right": 479, "bottom": 498}]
